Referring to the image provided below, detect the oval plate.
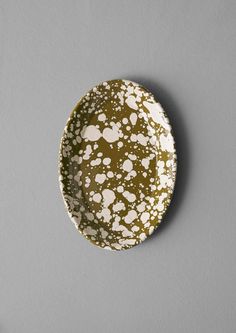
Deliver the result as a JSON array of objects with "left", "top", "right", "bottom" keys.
[{"left": 59, "top": 80, "right": 177, "bottom": 250}]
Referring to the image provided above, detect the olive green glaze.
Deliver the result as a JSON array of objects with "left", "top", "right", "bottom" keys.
[{"left": 59, "top": 80, "right": 177, "bottom": 250}]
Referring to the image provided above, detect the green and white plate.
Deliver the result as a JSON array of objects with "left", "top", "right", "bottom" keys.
[{"left": 59, "top": 80, "right": 177, "bottom": 250}]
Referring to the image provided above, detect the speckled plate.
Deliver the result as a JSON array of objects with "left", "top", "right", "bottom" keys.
[{"left": 59, "top": 79, "right": 177, "bottom": 250}]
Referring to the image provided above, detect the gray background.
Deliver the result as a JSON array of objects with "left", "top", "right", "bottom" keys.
[{"left": 1, "top": 0, "right": 236, "bottom": 332}]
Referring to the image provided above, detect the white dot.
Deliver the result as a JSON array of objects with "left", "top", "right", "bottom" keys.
[
  {"left": 103, "top": 158, "right": 111, "bottom": 165},
  {"left": 117, "top": 186, "right": 124, "bottom": 193}
]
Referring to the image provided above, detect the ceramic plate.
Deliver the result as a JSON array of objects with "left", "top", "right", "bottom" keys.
[{"left": 59, "top": 80, "right": 177, "bottom": 250}]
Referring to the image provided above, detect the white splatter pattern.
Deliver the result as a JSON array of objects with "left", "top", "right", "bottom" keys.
[{"left": 59, "top": 80, "right": 177, "bottom": 251}]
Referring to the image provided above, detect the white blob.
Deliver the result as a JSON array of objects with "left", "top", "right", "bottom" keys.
[
  {"left": 157, "top": 203, "right": 164, "bottom": 211},
  {"left": 81, "top": 125, "right": 101, "bottom": 141},
  {"left": 113, "top": 202, "right": 125, "bottom": 212},
  {"left": 100, "top": 228, "right": 108, "bottom": 239},
  {"left": 149, "top": 226, "right": 154, "bottom": 235},
  {"left": 123, "top": 191, "right": 136, "bottom": 202},
  {"left": 71, "top": 213, "right": 81, "bottom": 227},
  {"left": 141, "top": 158, "right": 150, "bottom": 170},
  {"left": 130, "top": 113, "right": 137, "bottom": 125},
  {"left": 125, "top": 95, "right": 138, "bottom": 110},
  {"left": 130, "top": 134, "right": 137, "bottom": 142},
  {"left": 100, "top": 208, "right": 112, "bottom": 223},
  {"left": 122, "top": 229, "right": 133, "bottom": 237},
  {"left": 102, "top": 189, "right": 116, "bottom": 207},
  {"left": 85, "top": 176, "right": 90, "bottom": 183},
  {"left": 156, "top": 193, "right": 167, "bottom": 212},
  {"left": 122, "top": 159, "right": 133, "bottom": 172},
  {"left": 90, "top": 158, "right": 101, "bottom": 166},
  {"left": 112, "top": 243, "right": 122, "bottom": 250},
  {"left": 124, "top": 210, "right": 138, "bottom": 224},
  {"left": 160, "top": 133, "right": 175, "bottom": 153},
  {"left": 112, "top": 222, "right": 133, "bottom": 238},
  {"left": 128, "top": 154, "right": 137, "bottom": 161},
  {"left": 95, "top": 173, "right": 106, "bottom": 184},
  {"left": 72, "top": 155, "right": 82, "bottom": 164},
  {"left": 115, "top": 216, "right": 121, "bottom": 223},
  {"left": 83, "top": 145, "right": 92, "bottom": 160},
  {"left": 137, "top": 202, "right": 146, "bottom": 213},
  {"left": 131, "top": 225, "right": 140, "bottom": 232},
  {"left": 76, "top": 190, "right": 82, "bottom": 199},
  {"left": 140, "top": 212, "right": 150, "bottom": 223},
  {"left": 139, "top": 233, "right": 146, "bottom": 241},
  {"left": 157, "top": 160, "right": 165, "bottom": 176},
  {"left": 159, "top": 174, "right": 173, "bottom": 189},
  {"left": 103, "top": 157, "right": 111, "bottom": 165},
  {"left": 117, "top": 186, "right": 124, "bottom": 193},
  {"left": 98, "top": 113, "right": 106, "bottom": 122},
  {"left": 143, "top": 101, "right": 170, "bottom": 131},
  {"left": 85, "top": 178, "right": 91, "bottom": 188},
  {"left": 83, "top": 226, "right": 96, "bottom": 236},
  {"left": 85, "top": 212, "right": 94, "bottom": 221},
  {"left": 119, "top": 239, "right": 136, "bottom": 246},
  {"left": 103, "top": 127, "right": 120, "bottom": 143},
  {"left": 128, "top": 170, "right": 137, "bottom": 179},
  {"left": 117, "top": 92, "right": 124, "bottom": 105},
  {"left": 107, "top": 171, "right": 114, "bottom": 178},
  {"left": 93, "top": 193, "right": 102, "bottom": 203},
  {"left": 137, "top": 134, "right": 149, "bottom": 146},
  {"left": 74, "top": 171, "right": 81, "bottom": 183},
  {"left": 112, "top": 221, "right": 120, "bottom": 231}
]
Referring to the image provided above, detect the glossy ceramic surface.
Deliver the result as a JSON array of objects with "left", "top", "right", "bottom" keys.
[{"left": 59, "top": 80, "right": 177, "bottom": 250}]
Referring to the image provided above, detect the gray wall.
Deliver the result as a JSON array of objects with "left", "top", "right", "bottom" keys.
[{"left": 1, "top": 1, "right": 236, "bottom": 332}]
